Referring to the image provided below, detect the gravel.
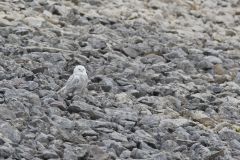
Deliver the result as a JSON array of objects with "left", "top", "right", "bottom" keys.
[{"left": 0, "top": 0, "right": 239, "bottom": 159}]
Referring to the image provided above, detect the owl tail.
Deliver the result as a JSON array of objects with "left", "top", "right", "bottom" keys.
[{"left": 57, "top": 87, "right": 67, "bottom": 98}]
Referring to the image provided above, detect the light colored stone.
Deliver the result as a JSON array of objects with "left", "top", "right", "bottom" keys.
[{"left": 24, "top": 16, "right": 45, "bottom": 27}]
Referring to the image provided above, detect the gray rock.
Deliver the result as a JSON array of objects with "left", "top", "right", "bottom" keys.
[
  {"left": 103, "top": 139, "right": 124, "bottom": 157},
  {"left": 68, "top": 101, "right": 104, "bottom": 119},
  {"left": 190, "top": 143, "right": 211, "bottom": 159},
  {"left": 128, "top": 89, "right": 145, "bottom": 98},
  {"left": 47, "top": 107, "right": 62, "bottom": 117},
  {"left": 219, "top": 127, "right": 240, "bottom": 141},
  {"left": 140, "top": 54, "right": 165, "bottom": 64},
  {"left": 152, "top": 151, "right": 185, "bottom": 160},
  {"left": 204, "top": 56, "right": 223, "bottom": 64},
  {"left": 230, "top": 139, "right": 240, "bottom": 150},
  {"left": 15, "top": 145, "right": 35, "bottom": 160},
  {"left": 24, "top": 16, "right": 45, "bottom": 28},
  {"left": 89, "top": 145, "right": 110, "bottom": 160},
  {"left": 0, "top": 105, "right": 16, "bottom": 120},
  {"left": 0, "top": 121, "right": 21, "bottom": 143},
  {"left": 136, "top": 42, "right": 152, "bottom": 55},
  {"left": 91, "top": 75, "right": 118, "bottom": 92},
  {"left": 63, "top": 144, "right": 88, "bottom": 160},
  {"left": 139, "top": 115, "right": 161, "bottom": 129},
  {"left": 122, "top": 47, "right": 140, "bottom": 58},
  {"left": 151, "top": 62, "right": 174, "bottom": 73},
  {"left": 63, "top": 147, "right": 78, "bottom": 160},
  {"left": 206, "top": 149, "right": 226, "bottom": 160},
  {"left": 19, "top": 81, "right": 39, "bottom": 91},
  {"left": 51, "top": 115, "right": 75, "bottom": 130},
  {"left": 0, "top": 0, "right": 239, "bottom": 159},
  {"left": 0, "top": 145, "right": 13, "bottom": 159},
  {"left": 0, "top": 18, "right": 14, "bottom": 27},
  {"left": 164, "top": 48, "right": 187, "bottom": 60},
  {"left": 161, "top": 140, "right": 178, "bottom": 151},
  {"left": 0, "top": 71, "right": 6, "bottom": 81},
  {"left": 210, "top": 85, "right": 222, "bottom": 94},
  {"left": 130, "top": 148, "right": 150, "bottom": 159},
  {"left": 29, "top": 118, "right": 51, "bottom": 133},
  {"left": 197, "top": 60, "right": 213, "bottom": 70},
  {"left": 120, "top": 150, "right": 131, "bottom": 159},
  {"left": 53, "top": 5, "right": 70, "bottom": 17},
  {"left": 174, "top": 145, "right": 188, "bottom": 152},
  {"left": 4, "top": 88, "right": 41, "bottom": 108},
  {"left": 50, "top": 100, "right": 67, "bottom": 111},
  {"left": 132, "top": 130, "right": 157, "bottom": 148},
  {"left": 175, "top": 127, "right": 190, "bottom": 140},
  {"left": 109, "top": 131, "right": 128, "bottom": 142},
  {"left": 35, "top": 133, "right": 50, "bottom": 146},
  {"left": 32, "top": 67, "right": 48, "bottom": 74},
  {"left": 75, "top": 119, "right": 124, "bottom": 134},
  {"left": 105, "top": 107, "right": 138, "bottom": 123},
  {"left": 100, "top": 77, "right": 117, "bottom": 92},
  {"left": 176, "top": 60, "right": 196, "bottom": 74},
  {"left": 137, "top": 96, "right": 156, "bottom": 106},
  {"left": 14, "top": 26, "right": 30, "bottom": 35},
  {"left": 88, "top": 37, "right": 107, "bottom": 49},
  {"left": 234, "top": 71, "right": 240, "bottom": 84},
  {"left": 40, "top": 150, "right": 59, "bottom": 159},
  {"left": 81, "top": 128, "right": 98, "bottom": 137},
  {"left": 38, "top": 90, "right": 57, "bottom": 98}
]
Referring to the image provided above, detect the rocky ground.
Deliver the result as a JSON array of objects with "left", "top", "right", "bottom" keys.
[{"left": 0, "top": 0, "right": 240, "bottom": 159}]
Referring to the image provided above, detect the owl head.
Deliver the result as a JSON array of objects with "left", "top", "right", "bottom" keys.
[{"left": 74, "top": 65, "right": 87, "bottom": 74}]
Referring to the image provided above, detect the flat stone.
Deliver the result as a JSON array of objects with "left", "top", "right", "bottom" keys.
[
  {"left": 0, "top": 145, "right": 13, "bottom": 159},
  {"left": 219, "top": 127, "right": 240, "bottom": 141},
  {"left": 0, "top": 122, "right": 21, "bottom": 143},
  {"left": 41, "top": 150, "right": 59, "bottom": 159},
  {"left": 51, "top": 115, "right": 75, "bottom": 130},
  {"left": 24, "top": 16, "right": 45, "bottom": 28},
  {"left": 68, "top": 101, "right": 104, "bottom": 119},
  {"left": 204, "top": 56, "right": 223, "bottom": 64},
  {"left": 130, "top": 148, "right": 150, "bottom": 159},
  {"left": 133, "top": 130, "right": 157, "bottom": 148},
  {"left": 50, "top": 101, "right": 67, "bottom": 111},
  {"left": 109, "top": 131, "right": 128, "bottom": 142},
  {"left": 122, "top": 47, "right": 140, "bottom": 58},
  {"left": 89, "top": 145, "right": 110, "bottom": 160}
]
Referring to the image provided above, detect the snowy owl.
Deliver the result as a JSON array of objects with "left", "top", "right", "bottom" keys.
[{"left": 58, "top": 65, "right": 88, "bottom": 97}]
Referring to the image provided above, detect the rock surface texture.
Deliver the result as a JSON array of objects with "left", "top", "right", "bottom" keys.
[{"left": 0, "top": 0, "right": 240, "bottom": 159}]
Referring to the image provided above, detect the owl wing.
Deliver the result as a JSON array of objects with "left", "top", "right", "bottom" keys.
[
  {"left": 58, "top": 73, "right": 88, "bottom": 96},
  {"left": 65, "top": 74, "right": 81, "bottom": 90},
  {"left": 73, "top": 74, "right": 88, "bottom": 94},
  {"left": 58, "top": 74, "right": 78, "bottom": 95}
]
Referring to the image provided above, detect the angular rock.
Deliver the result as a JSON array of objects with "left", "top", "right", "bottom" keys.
[
  {"left": 89, "top": 145, "right": 110, "bottom": 160},
  {"left": 51, "top": 115, "right": 75, "bottom": 130},
  {"left": 130, "top": 148, "right": 150, "bottom": 159},
  {"left": 122, "top": 47, "right": 140, "bottom": 58},
  {"left": 204, "top": 56, "right": 223, "bottom": 64},
  {"left": 40, "top": 150, "right": 59, "bottom": 159},
  {"left": 0, "top": 121, "right": 21, "bottom": 144},
  {"left": 68, "top": 101, "right": 104, "bottom": 119}
]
